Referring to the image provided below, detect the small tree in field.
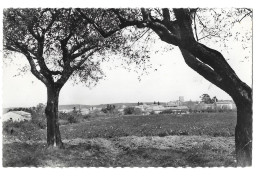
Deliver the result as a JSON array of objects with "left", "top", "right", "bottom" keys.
[{"left": 200, "top": 94, "right": 212, "bottom": 104}]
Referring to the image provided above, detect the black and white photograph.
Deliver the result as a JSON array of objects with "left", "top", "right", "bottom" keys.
[{"left": 1, "top": 0, "right": 258, "bottom": 173}]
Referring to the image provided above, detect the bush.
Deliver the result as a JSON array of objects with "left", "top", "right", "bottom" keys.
[
  {"left": 160, "top": 109, "right": 173, "bottom": 114},
  {"left": 101, "top": 104, "right": 116, "bottom": 114},
  {"left": 68, "top": 115, "right": 78, "bottom": 123},
  {"left": 31, "top": 110, "right": 46, "bottom": 129},
  {"left": 83, "top": 114, "right": 91, "bottom": 120},
  {"left": 31, "top": 118, "right": 46, "bottom": 129},
  {"left": 124, "top": 107, "right": 135, "bottom": 115},
  {"left": 123, "top": 107, "right": 142, "bottom": 115},
  {"left": 3, "top": 120, "right": 38, "bottom": 136},
  {"left": 59, "top": 112, "right": 80, "bottom": 124}
]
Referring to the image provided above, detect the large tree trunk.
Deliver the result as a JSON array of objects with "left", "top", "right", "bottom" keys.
[
  {"left": 45, "top": 86, "right": 64, "bottom": 148},
  {"left": 121, "top": 8, "right": 253, "bottom": 167},
  {"left": 179, "top": 47, "right": 252, "bottom": 166},
  {"left": 234, "top": 98, "right": 252, "bottom": 166}
]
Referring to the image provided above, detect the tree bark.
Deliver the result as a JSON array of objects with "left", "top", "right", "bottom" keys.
[
  {"left": 180, "top": 47, "right": 253, "bottom": 166},
  {"left": 234, "top": 97, "right": 252, "bottom": 166},
  {"left": 45, "top": 86, "right": 64, "bottom": 148}
]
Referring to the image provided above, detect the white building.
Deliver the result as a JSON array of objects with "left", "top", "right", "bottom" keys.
[
  {"left": 215, "top": 101, "right": 235, "bottom": 110},
  {"left": 3, "top": 111, "right": 32, "bottom": 122}
]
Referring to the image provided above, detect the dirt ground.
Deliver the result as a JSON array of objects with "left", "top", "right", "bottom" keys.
[{"left": 3, "top": 135, "right": 236, "bottom": 167}]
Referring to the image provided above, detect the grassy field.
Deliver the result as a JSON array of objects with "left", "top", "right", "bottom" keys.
[{"left": 3, "top": 112, "right": 237, "bottom": 167}]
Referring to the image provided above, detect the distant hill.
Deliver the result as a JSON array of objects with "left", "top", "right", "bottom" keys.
[
  {"left": 58, "top": 103, "right": 137, "bottom": 110},
  {"left": 58, "top": 102, "right": 167, "bottom": 110},
  {"left": 3, "top": 101, "right": 180, "bottom": 112}
]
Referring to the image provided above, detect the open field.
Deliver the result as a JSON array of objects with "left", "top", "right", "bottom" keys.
[{"left": 3, "top": 112, "right": 237, "bottom": 167}]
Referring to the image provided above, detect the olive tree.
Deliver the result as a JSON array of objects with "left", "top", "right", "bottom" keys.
[
  {"left": 101, "top": 8, "right": 252, "bottom": 166},
  {"left": 3, "top": 8, "right": 136, "bottom": 148}
]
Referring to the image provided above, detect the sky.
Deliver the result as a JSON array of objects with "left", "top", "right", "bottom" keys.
[{"left": 1, "top": 9, "right": 253, "bottom": 108}]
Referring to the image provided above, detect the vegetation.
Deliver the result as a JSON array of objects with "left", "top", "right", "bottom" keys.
[
  {"left": 3, "top": 112, "right": 237, "bottom": 167},
  {"left": 3, "top": 8, "right": 252, "bottom": 166},
  {"left": 123, "top": 107, "right": 142, "bottom": 115},
  {"left": 101, "top": 104, "right": 116, "bottom": 114},
  {"left": 3, "top": 112, "right": 236, "bottom": 141},
  {"left": 107, "top": 8, "right": 252, "bottom": 166},
  {"left": 200, "top": 94, "right": 218, "bottom": 104},
  {"left": 3, "top": 8, "right": 137, "bottom": 148}
]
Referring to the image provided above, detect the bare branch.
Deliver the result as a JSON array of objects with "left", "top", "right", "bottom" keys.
[{"left": 238, "top": 11, "right": 253, "bottom": 23}]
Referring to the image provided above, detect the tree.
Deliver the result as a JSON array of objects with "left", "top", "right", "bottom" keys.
[
  {"left": 3, "top": 8, "right": 133, "bottom": 148},
  {"left": 200, "top": 94, "right": 212, "bottom": 104},
  {"left": 107, "top": 8, "right": 252, "bottom": 166},
  {"left": 212, "top": 96, "right": 218, "bottom": 103}
]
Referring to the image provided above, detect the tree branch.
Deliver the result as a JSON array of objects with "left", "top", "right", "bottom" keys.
[
  {"left": 180, "top": 48, "right": 225, "bottom": 89},
  {"left": 238, "top": 11, "right": 253, "bottom": 23},
  {"left": 42, "top": 10, "right": 59, "bottom": 34},
  {"left": 72, "top": 48, "right": 100, "bottom": 70},
  {"left": 162, "top": 8, "right": 170, "bottom": 22},
  {"left": 71, "top": 45, "right": 98, "bottom": 59},
  {"left": 16, "top": 11, "right": 41, "bottom": 40},
  {"left": 193, "top": 11, "right": 199, "bottom": 41},
  {"left": 111, "top": 9, "right": 148, "bottom": 29},
  {"left": 23, "top": 51, "right": 50, "bottom": 85}
]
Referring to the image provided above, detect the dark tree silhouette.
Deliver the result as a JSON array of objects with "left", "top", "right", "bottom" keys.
[
  {"left": 3, "top": 8, "right": 136, "bottom": 148},
  {"left": 107, "top": 8, "right": 252, "bottom": 166}
]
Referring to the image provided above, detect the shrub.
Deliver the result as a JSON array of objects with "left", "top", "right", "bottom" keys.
[
  {"left": 123, "top": 107, "right": 135, "bottom": 115},
  {"left": 59, "top": 111, "right": 83, "bottom": 124},
  {"left": 101, "top": 104, "right": 116, "bottom": 114},
  {"left": 31, "top": 118, "right": 46, "bottom": 129},
  {"left": 3, "top": 120, "right": 38, "bottom": 136},
  {"left": 68, "top": 115, "right": 78, "bottom": 123},
  {"left": 123, "top": 107, "right": 143, "bottom": 115},
  {"left": 83, "top": 114, "right": 91, "bottom": 120},
  {"left": 160, "top": 109, "right": 173, "bottom": 114},
  {"left": 31, "top": 110, "right": 47, "bottom": 129}
]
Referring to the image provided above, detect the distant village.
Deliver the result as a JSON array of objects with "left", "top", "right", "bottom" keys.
[
  {"left": 3, "top": 95, "right": 236, "bottom": 122},
  {"left": 59, "top": 96, "right": 236, "bottom": 116}
]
